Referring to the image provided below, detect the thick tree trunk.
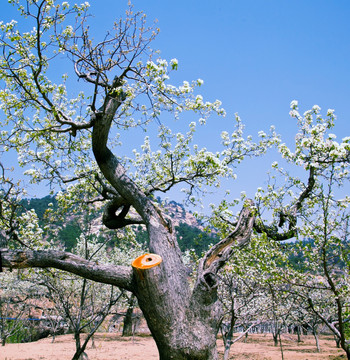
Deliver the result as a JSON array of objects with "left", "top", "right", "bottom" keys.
[
  {"left": 130, "top": 203, "right": 254, "bottom": 359},
  {"left": 131, "top": 225, "right": 221, "bottom": 360}
]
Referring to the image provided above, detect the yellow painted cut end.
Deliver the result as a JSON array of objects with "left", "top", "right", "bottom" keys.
[{"left": 132, "top": 253, "right": 162, "bottom": 269}]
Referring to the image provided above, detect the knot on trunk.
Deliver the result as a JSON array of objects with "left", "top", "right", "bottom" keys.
[{"left": 102, "top": 196, "right": 144, "bottom": 229}]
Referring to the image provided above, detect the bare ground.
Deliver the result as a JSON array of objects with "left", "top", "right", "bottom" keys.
[{"left": 0, "top": 333, "right": 346, "bottom": 360}]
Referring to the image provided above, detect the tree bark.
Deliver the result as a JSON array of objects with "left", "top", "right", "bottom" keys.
[{"left": 131, "top": 252, "right": 221, "bottom": 359}]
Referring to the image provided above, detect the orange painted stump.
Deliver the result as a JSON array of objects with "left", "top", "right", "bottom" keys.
[{"left": 132, "top": 253, "right": 162, "bottom": 269}]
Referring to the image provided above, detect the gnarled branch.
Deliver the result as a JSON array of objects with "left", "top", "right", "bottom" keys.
[
  {"left": 254, "top": 166, "right": 316, "bottom": 241},
  {"left": 102, "top": 195, "right": 144, "bottom": 229},
  {"left": 0, "top": 248, "right": 134, "bottom": 292},
  {"left": 195, "top": 200, "right": 256, "bottom": 293}
]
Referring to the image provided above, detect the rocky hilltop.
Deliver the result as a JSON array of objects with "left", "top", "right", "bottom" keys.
[{"left": 24, "top": 196, "right": 216, "bottom": 254}]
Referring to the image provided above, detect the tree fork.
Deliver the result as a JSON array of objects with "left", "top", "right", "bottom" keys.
[{"left": 0, "top": 202, "right": 257, "bottom": 360}]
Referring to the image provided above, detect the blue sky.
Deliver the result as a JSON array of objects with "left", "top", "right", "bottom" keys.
[
  {"left": 1, "top": 1, "right": 350, "bottom": 202},
  {"left": 92, "top": 0, "right": 350, "bottom": 204},
  {"left": 88, "top": 0, "right": 350, "bottom": 130}
]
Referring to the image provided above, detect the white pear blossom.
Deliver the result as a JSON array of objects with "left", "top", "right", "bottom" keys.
[{"left": 290, "top": 100, "right": 298, "bottom": 109}]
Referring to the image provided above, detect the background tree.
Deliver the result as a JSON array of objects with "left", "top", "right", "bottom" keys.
[
  {"left": 37, "top": 239, "right": 123, "bottom": 360},
  {"left": 121, "top": 293, "right": 138, "bottom": 337},
  {"left": 0, "top": 272, "right": 29, "bottom": 346},
  {"left": 288, "top": 177, "right": 350, "bottom": 357},
  {"left": 218, "top": 267, "right": 262, "bottom": 360},
  {"left": 215, "top": 229, "right": 289, "bottom": 359},
  {"left": 248, "top": 102, "right": 350, "bottom": 359},
  {"left": 0, "top": 270, "right": 48, "bottom": 346}
]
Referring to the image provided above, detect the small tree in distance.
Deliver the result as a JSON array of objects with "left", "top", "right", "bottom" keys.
[
  {"left": 0, "top": 1, "right": 349, "bottom": 359},
  {"left": 0, "top": 272, "right": 31, "bottom": 346}
]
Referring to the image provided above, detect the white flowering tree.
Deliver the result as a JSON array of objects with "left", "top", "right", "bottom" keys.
[
  {"left": 0, "top": 269, "right": 47, "bottom": 346},
  {"left": 215, "top": 231, "right": 288, "bottom": 359},
  {"left": 0, "top": 272, "right": 28, "bottom": 346},
  {"left": 218, "top": 262, "right": 263, "bottom": 360},
  {"left": 248, "top": 102, "right": 350, "bottom": 358},
  {"left": 0, "top": 163, "right": 27, "bottom": 249},
  {"left": 206, "top": 101, "right": 350, "bottom": 358},
  {"left": 284, "top": 176, "right": 350, "bottom": 357},
  {"left": 288, "top": 286, "right": 327, "bottom": 352},
  {"left": 37, "top": 231, "right": 136, "bottom": 360},
  {"left": 0, "top": 1, "right": 349, "bottom": 360}
]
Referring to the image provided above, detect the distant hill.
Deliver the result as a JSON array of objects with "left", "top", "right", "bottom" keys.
[
  {"left": 23, "top": 196, "right": 218, "bottom": 255},
  {"left": 21, "top": 197, "right": 324, "bottom": 268},
  {"left": 22, "top": 195, "right": 58, "bottom": 220}
]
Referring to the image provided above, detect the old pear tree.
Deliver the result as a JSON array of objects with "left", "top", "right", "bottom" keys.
[{"left": 0, "top": 1, "right": 349, "bottom": 359}]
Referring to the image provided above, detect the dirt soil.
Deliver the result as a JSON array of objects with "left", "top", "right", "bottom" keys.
[{"left": 0, "top": 333, "right": 346, "bottom": 360}]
